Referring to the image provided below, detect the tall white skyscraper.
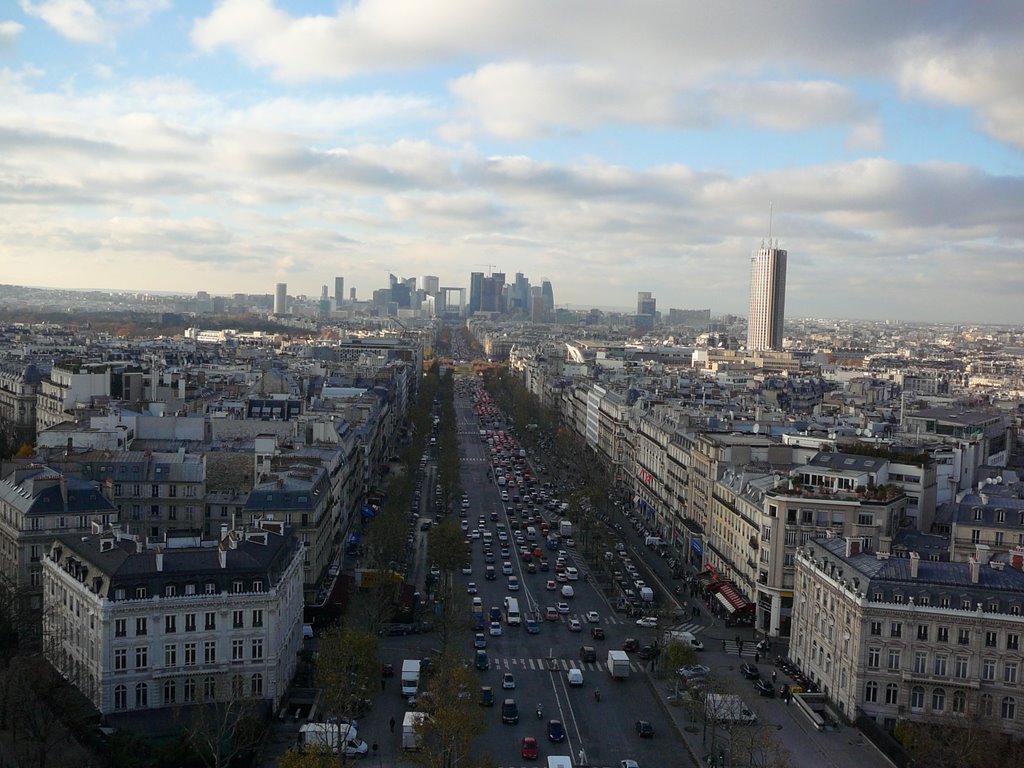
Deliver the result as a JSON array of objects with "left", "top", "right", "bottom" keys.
[
  {"left": 274, "top": 282, "right": 288, "bottom": 315},
  {"left": 334, "top": 276, "right": 344, "bottom": 309},
  {"left": 747, "top": 244, "right": 787, "bottom": 351}
]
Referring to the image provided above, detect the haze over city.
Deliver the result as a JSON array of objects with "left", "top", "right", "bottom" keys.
[{"left": 2, "top": 1, "right": 1023, "bottom": 322}]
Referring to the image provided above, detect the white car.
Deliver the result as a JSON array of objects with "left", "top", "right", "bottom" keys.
[
  {"left": 490, "top": 621, "right": 503, "bottom": 637},
  {"left": 561, "top": 585, "right": 574, "bottom": 599},
  {"left": 461, "top": 564, "right": 472, "bottom": 575},
  {"left": 502, "top": 562, "right": 514, "bottom": 575},
  {"left": 636, "top": 617, "right": 658, "bottom": 628},
  {"left": 508, "top": 577, "right": 520, "bottom": 591},
  {"left": 566, "top": 567, "right": 579, "bottom": 580},
  {"left": 557, "top": 602, "right": 570, "bottom": 614},
  {"left": 567, "top": 619, "right": 582, "bottom": 632},
  {"left": 546, "top": 580, "right": 557, "bottom": 591},
  {"left": 502, "top": 672, "right": 516, "bottom": 689},
  {"left": 585, "top": 611, "right": 600, "bottom": 623}
]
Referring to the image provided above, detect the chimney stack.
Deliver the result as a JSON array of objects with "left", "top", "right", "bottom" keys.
[
  {"left": 845, "top": 537, "right": 862, "bottom": 557},
  {"left": 1011, "top": 547, "right": 1024, "bottom": 571},
  {"left": 220, "top": 523, "right": 229, "bottom": 542},
  {"left": 155, "top": 546, "right": 164, "bottom": 572},
  {"left": 66, "top": 436, "right": 73, "bottom": 456},
  {"left": 218, "top": 544, "right": 227, "bottom": 569},
  {"left": 135, "top": 535, "right": 142, "bottom": 554},
  {"left": 969, "top": 556, "right": 980, "bottom": 584},
  {"left": 975, "top": 543, "right": 993, "bottom": 565},
  {"left": 909, "top": 551, "right": 920, "bottom": 578}
]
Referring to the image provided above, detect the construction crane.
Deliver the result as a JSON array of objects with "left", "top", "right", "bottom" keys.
[{"left": 476, "top": 263, "right": 498, "bottom": 275}]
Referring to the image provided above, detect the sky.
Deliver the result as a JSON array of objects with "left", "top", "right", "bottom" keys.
[{"left": 1, "top": 1, "right": 1023, "bottom": 323}]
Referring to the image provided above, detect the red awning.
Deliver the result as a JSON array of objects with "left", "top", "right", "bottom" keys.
[
  {"left": 717, "top": 583, "right": 749, "bottom": 611},
  {"left": 714, "top": 592, "right": 736, "bottom": 613}
]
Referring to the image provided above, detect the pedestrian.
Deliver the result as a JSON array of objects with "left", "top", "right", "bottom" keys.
[
  {"left": 722, "top": 639, "right": 726, "bottom": 651},
  {"left": 754, "top": 652, "right": 760, "bottom": 664},
  {"left": 381, "top": 678, "right": 387, "bottom": 691},
  {"left": 389, "top": 716, "right": 396, "bottom": 733},
  {"left": 772, "top": 670, "right": 777, "bottom": 682}
]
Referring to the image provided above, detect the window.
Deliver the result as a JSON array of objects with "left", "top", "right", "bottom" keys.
[
  {"left": 997, "top": 532, "right": 1005, "bottom": 545},
  {"left": 184, "top": 613, "right": 196, "bottom": 632},
  {"left": 1008, "top": 634, "right": 1020, "bottom": 651},
  {"left": 251, "top": 638, "right": 263, "bottom": 660},
  {"left": 870, "top": 621, "right": 882, "bottom": 636},
  {"left": 164, "top": 644, "right": 177, "bottom": 667},
  {"left": 885, "top": 684, "right": 899, "bottom": 705},
  {"left": 986, "top": 631, "right": 998, "bottom": 648},
  {"left": 135, "top": 617, "right": 147, "bottom": 636},
  {"left": 252, "top": 579, "right": 263, "bottom": 592},
  {"left": 205, "top": 581, "right": 217, "bottom": 594},
  {"left": 233, "top": 610, "right": 244, "bottom": 629},
  {"left": 232, "top": 580, "right": 243, "bottom": 594},
  {"left": 135, "top": 646, "right": 148, "bottom": 669},
  {"left": 1003, "top": 696, "right": 1017, "bottom": 720},
  {"left": 164, "top": 584, "right": 176, "bottom": 597},
  {"left": 252, "top": 610, "right": 263, "bottom": 628},
  {"left": 114, "top": 648, "right": 127, "bottom": 671},
  {"left": 910, "top": 686, "right": 924, "bottom": 712},
  {"left": 890, "top": 622, "right": 902, "bottom": 639},
  {"left": 957, "top": 629, "right": 970, "bottom": 645},
  {"left": 185, "top": 583, "right": 196, "bottom": 596},
  {"left": 980, "top": 694, "right": 994, "bottom": 717},
  {"left": 204, "top": 640, "right": 216, "bottom": 664},
  {"left": 868, "top": 648, "right": 880, "bottom": 669},
  {"left": 865, "top": 682, "right": 878, "bottom": 703},
  {"left": 983, "top": 659, "right": 996, "bottom": 681},
  {"left": 232, "top": 639, "right": 244, "bottom": 661},
  {"left": 183, "top": 678, "right": 196, "bottom": 703},
  {"left": 135, "top": 586, "right": 147, "bottom": 599},
  {"left": 184, "top": 642, "right": 196, "bottom": 666},
  {"left": 1006, "top": 662, "right": 1018, "bottom": 684},
  {"left": 164, "top": 614, "right": 176, "bottom": 633},
  {"left": 933, "top": 655, "right": 947, "bottom": 677},
  {"left": 163, "top": 680, "right": 176, "bottom": 705},
  {"left": 932, "top": 688, "right": 945, "bottom": 712},
  {"left": 888, "top": 649, "right": 901, "bottom": 670},
  {"left": 970, "top": 529, "right": 980, "bottom": 543},
  {"left": 251, "top": 673, "right": 263, "bottom": 696},
  {"left": 936, "top": 626, "right": 949, "bottom": 643},
  {"left": 913, "top": 652, "right": 927, "bottom": 674},
  {"left": 134, "top": 682, "right": 148, "bottom": 708},
  {"left": 954, "top": 656, "right": 968, "bottom": 679},
  {"left": 152, "top": 484, "right": 160, "bottom": 498},
  {"left": 952, "top": 690, "right": 967, "bottom": 714},
  {"left": 916, "top": 624, "right": 929, "bottom": 641},
  {"left": 204, "top": 612, "right": 216, "bottom": 630},
  {"left": 203, "top": 676, "right": 216, "bottom": 701},
  {"left": 114, "top": 685, "right": 127, "bottom": 710},
  {"left": 115, "top": 618, "right": 127, "bottom": 638}
]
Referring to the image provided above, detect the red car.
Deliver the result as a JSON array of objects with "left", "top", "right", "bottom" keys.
[{"left": 521, "top": 736, "right": 539, "bottom": 760}]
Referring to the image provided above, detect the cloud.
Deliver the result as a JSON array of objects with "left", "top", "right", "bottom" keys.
[
  {"left": 0, "top": 20, "right": 24, "bottom": 48},
  {"left": 20, "top": 0, "right": 168, "bottom": 44}
]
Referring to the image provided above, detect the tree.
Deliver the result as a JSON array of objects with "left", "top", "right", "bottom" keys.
[
  {"left": 315, "top": 626, "right": 379, "bottom": 765},
  {"left": 409, "top": 655, "right": 491, "bottom": 768},
  {"left": 279, "top": 744, "right": 336, "bottom": 768},
  {"left": 181, "top": 695, "right": 266, "bottom": 768},
  {"left": 428, "top": 520, "right": 469, "bottom": 576}
]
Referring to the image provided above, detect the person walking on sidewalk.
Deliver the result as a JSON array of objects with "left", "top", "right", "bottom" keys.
[{"left": 389, "top": 716, "right": 396, "bottom": 734}]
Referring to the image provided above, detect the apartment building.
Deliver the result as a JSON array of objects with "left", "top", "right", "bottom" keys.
[
  {"left": 0, "top": 362, "right": 42, "bottom": 447},
  {"left": 35, "top": 361, "right": 111, "bottom": 434},
  {"left": 793, "top": 535, "right": 1024, "bottom": 739},
  {"left": 41, "top": 520, "right": 303, "bottom": 716}
]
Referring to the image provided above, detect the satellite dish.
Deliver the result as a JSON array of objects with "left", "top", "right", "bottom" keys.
[
  {"left": 752, "top": 422, "right": 761, "bottom": 434},
  {"left": 856, "top": 428, "right": 863, "bottom": 436},
  {"left": 864, "top": 429, "right": 873, "bottom": 438}
]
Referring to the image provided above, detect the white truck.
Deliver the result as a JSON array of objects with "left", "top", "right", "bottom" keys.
[
  {"left": 705, "top": 693, "right": 758, "bottom": 724},
  {"left": 401, "top": 659, "right": 421, "bottom": 697},
  {"left": 298, "top": 723, "right": 369, "bottom": 756},
  {"left": 402, "top": 711, "right": 427, "bottom": 750},
  {"left": 639, "top": 586, "right": 654, "bottom": 602},
  {"left": 665, "top": 629, "right": 703, "bottom": 651},
  {"left": 607, "top": 649, "right": 630, "bottom": 680},
  {"left": 559, "top": 519, "right": 572, "bottom": 536}
]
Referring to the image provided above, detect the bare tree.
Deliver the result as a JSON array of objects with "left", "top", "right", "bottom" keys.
[{"left": 180, "top": 692, "right": 265, "bottom": 768}]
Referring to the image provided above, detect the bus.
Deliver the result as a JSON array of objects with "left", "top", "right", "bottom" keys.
[{"left": 504, "top": 597, "right": 521, "bottom": 626}]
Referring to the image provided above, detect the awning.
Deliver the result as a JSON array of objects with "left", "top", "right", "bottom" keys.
[
  {"left": 715, "top": 592, "right": 737, "bottom": 613},
  {"left": 717, "top": 582, "right": 750, "bottom": 612}
]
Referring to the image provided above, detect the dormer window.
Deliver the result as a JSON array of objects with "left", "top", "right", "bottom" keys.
[
  {"left": 135, "top": 586, "right": 148, "bottom": 599},
  {"left": 252, "top": 580, "right": 263, "bottom": 592},
  {"left": 997, "top": 509, "right": 1006, "bottom": 523},
  {"left": 165, "top": 585, "right": 177, "bottom": 597},
  {"left": 205, "top": 582, "right": 217, "bottom": 595},
  {"left": 232, "top": 580, "right": 243, "bottom": 594},
  {"left": 973, "top": 507, "right": 983, "bottom": 521}
]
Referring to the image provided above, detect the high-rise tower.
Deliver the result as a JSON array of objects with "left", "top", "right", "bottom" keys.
[
  {"left": 274, "top": 283, "right": 288, "bottom": 315},
  {"left": 747, "top": 243, "right": 787, "bottom": 351},
  {"left": 335, "top": 276, "right": 344, "bottom": 309}
]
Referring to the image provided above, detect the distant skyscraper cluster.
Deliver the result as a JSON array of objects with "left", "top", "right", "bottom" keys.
[
  {"left": 747, "top": 243, "right": 787, "bottom": 351},
  {"left": 468, "top": 270, "right": 553, "bottom": 321}
]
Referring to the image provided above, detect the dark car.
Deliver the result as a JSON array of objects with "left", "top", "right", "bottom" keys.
[
  {"left": 635, "top": 720, "right": 654, "bottom": 738},
  {"left": 623, "top": 637, "right": 640, "bottom": 652},
  {"left": 580, "top": 645, "right": 597, "bottom": 662},
  {"left": 753, "top": 679, "right": 775, "bottom": 697},
  {"left": 591, "top": 626, "right": 605, "bottom": 640},
  {"left": 637, "top": 645, "right": 659, "bottom": 660},
  {"left": 489, "top": 606, "right": 503, "bottom": 621},
  {"left": 501, "top": 698, "right": 519, "bottom": 724},
  {"left": 476, "top": 650, "right": 489, "bottom": 671},
  {"left": 480, "top": 686, "right": 494, "bottom": 706},
  {"left": 381, "top": 624, "right": 410, "bottom": 636},
  {"left": 547, "top": 719, "right": 565, "bottom": 742},
  {"left": 740, "top": 663, "right": 761, "bottom": 679}
]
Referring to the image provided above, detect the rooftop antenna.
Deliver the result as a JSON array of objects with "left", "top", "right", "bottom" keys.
[{"left": 768, "top": 202, "right": 774, "bottom": 245}]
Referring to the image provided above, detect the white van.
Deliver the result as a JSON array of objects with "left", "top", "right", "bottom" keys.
[
  {"left": 567, "top": 668, "right": 583, "bottom": 686},
  {"left": 526, "top": 526, "right": 537, "bottom": 541},
  {"left": 505, "top": 597, "right": 521, "bottom": 625},
  {"left": 547, "top": 757, "right": 572, "bottom": 768}
]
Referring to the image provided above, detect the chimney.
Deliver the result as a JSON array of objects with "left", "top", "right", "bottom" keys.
[
  {"left": 968, "top": 556, "right": 980, "bottom": 584},
  {"left": 909, "top": 551, "right": 920, "bottom": 578},
  {"left": 845, "top": 537, "right": 861, "bottom": 557},
  {"left": 155, "top": 546, "right": 164, "bottom": 572},
  {"left": 879, "top": 536, "right": 892, "bottom": 555},
  {"left": 220, "top": 523, "right": 229, "bottom": 542},
  {"left": 1011, "top": 547, "right": 1024, "bottom": 571},
  {"left": 975, "top": 543, "right": 993, "bottom": 565},
  {"left": 135, "top": 535, "right": 142, "bottom": 554},
  {"left": 218, "top": 544, "right": 227, "bottom": 569},
  {"left": 66, "top": 436, "right": 73, "bottom": 456}
]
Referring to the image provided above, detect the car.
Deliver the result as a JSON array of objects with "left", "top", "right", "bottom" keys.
[
  {"left": 754, "top": 678, "right": 775, "bottom": 697},
  {"left": 635, "top": 720, "right": 654, "bottom": 738},
  {"left": 636, "top": 617, "right": 658, "bottom": 628},
  {"left": 501, "top": 548, "right": 511, "bottom": 558},
  {"left": 501, "top": 698, "right": 519, "bottom": 724},
  {"left": 490, "top": 621, "right": 503, "bottom": 637},
  {"left": 740, "top": 663, "right": 761, "bottom": 680},
  {"left": 502, "top": 672, "right": 516, "bottom": 689},
  {"left": 479, "top": 686, "right": 494, "bottom": 707},
  {"left": 461, "top": 564, "right": 473, "bottom": 575},
  {"left": 567, "top": 668, "right": 584, "bottom": 686},
  {"left": 474, "top": 633, "right": 487, "bottom": 649},
  {"left": 475, "top": 650, "right": 489, "bottom": 670},
  {"left": 623, "top": 637, "right": 640, "bottom": 652},
  {"left": 489, "top": 605, "right": 502, "bottom": 621},
  {"left": 545, "top": 607, "right": 559, "bottom": 621},
  {"left": 637, "top": 645, "right": 658, "bottom": 660},
  {"left": 556, "top": 572, "right": 568, "bottom": 583},
  {"left": 484, "top": 551, "right": 496, "bottom": 563},
  {"left": 484, "top": 565, "right": 496, "bottom": 580},
  {"left": 545, "top": 580, "right": 557, "bottom": 591},
  {"left": 580, "top": 645, "right": 597, "bottom": 662},
  {"left": 526, "top": 562, "right": 538, "bottom": 574},
  {"left": 677, "top": 664, "right": 711, "bottom": 680},
  {"left": 557, "top": 602, "right": 570, "bottom": 614},
  {"left": 547, "top": 719, "right": 565, "bottom": 743},
  {"left": 521, "top": 736, "right": 539, "bottom": 760},
  {"left": 502, "top": 562, "right": 514, "bottom": 575},
  {"left": 620, "top": 761, "right": 640, "bottom": 768},
  {"left": 567, "top": 618, "right": 582, "bottom": 632},
  {"left": 585, "top": 611, "right": 600, "bottom": 623},
  {"left": 561, "top": 585, "right": 575, "bottom": 598},
  {"left": 466, "top": 582, "right": 478, "bottom": 594},
  {"left": 508, "top": 577, "right": 520, "bottom": 591},
  {"left": 591, "top": 627, "right": 606, "bottom": 640},
  {"left": 526, "top": 619, "right": 541, "bottom": 634}
]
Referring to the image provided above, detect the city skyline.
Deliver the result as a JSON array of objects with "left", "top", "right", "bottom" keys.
[{"left": 2, "top": 3, "right": 1023, "bottom": 323}]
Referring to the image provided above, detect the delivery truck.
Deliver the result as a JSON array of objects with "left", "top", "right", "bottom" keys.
[
  {"left": 298, "top": 723, "right": 369, "bottom": 756},
  {"left": 705, "top": 693, "right": 758, "bottom": 724},
  {"left": 607, "top": 649, "right": 630, "bottom": 680},
  {"left": 401, "top": 659, "right": 421, "bottom": 697},
  {"left": 402, "top": 711, "right": 427, "bottom": 750},
  {"left": 559, "top": 520, "right": 572, "bottom": 537}
]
